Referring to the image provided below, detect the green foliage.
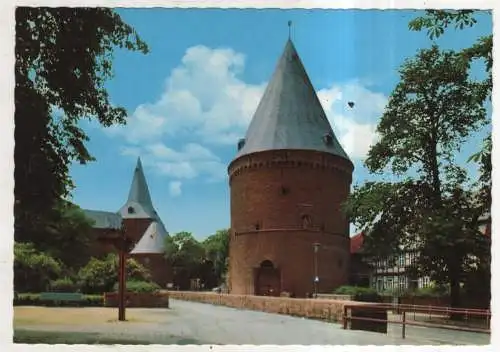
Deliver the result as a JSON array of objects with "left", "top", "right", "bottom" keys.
[
  {"left": 366, "top": 45, "right": 486, "bottom": 178},
  {"left": 409, "top": 9, "right": 492, "bottom": 212},
  {"left": 164, "top": 231, "right": 205, "bottom": 289},
  {"left": 163, "top": 229, "right": 230, "bottom": 289},
  {"left": 39, "top": 201, "right": 97, "bottom": 268},
  {"left": 408, "top": 10, "right": 478, "bottom": 39},
  {"left": 202, "top": 229, "right": 230, "bottom": 285},
  {"left": 49, "top": 277, "right": 80, "bottom": 293},
  {"left": 345, "top": 24, "right": 491, "bottom": 308},
  {"left": 14, "top": 7, "right": 148, "bottom": 251},
  {"left": 335, "top": 286, "right": 382, "bottom": 302},
  {"left": 77, "top": 255, "right": 117, "bottom": 294},
  {"left": 14, "top": 242, "right": 63, "bottom": 293},
  {"left": 77, "top": 254, "right": 152, "bottom": 294},
  {"left": 14, "top": 293, "right": 103, "bottom": 307},
  {"left": 112, "top": 280, "right": 160, "bottom": 293}
]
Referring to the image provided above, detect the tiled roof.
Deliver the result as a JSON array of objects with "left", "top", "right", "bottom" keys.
[{"left": 350, "top": 232, "right": 364, "bottom": 254}]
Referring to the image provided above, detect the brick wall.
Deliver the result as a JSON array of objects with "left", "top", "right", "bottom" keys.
[
  {"left": 104, "top": 292, "right": 169, "bottom": 308},
  {"left": 169, "top": 291, "right": 359, "bottom": 322},
  {"left": 228, "top": 150, "right": 353, "bottom": 297}
]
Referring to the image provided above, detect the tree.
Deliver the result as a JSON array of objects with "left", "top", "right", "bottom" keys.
[
  {"left": 15, "top": 7, "right": 149, "bottom": 245},
  {"left": 409, "top": 10, "right": 492, "bottom": 210},
  {"left": 164, "top": 232, "right": 205, "bottom": 289},
  {"left": 38, "top": 201, "right": 97, "bottom": 269},
  {"left": 202, "top": 229, "right": 230, "bottom": 286},
  {"left": 14, "top": 242, "right": 63, "bottom": 292},
  {"left": 345, "top": 45, "right": 487, "bottom": 310}
]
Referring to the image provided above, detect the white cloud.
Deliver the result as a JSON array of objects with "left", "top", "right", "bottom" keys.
[
  {"left": 106, "top": 45, "right": 266, "bottom": 146},
  {"left": 168, "top": 181, "right": 182, "bottom": 197},
  {"left": 318, "top": 81, "right": 386, "bottom": 159},
  {"left": 110, "top": 46, "right": 388, "bottom": 187},
  {"left": 121, "top": 142, "right": 226, "bottom": 182}
]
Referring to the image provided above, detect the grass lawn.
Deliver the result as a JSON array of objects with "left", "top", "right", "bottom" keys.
[
  {"left": 13, "top": 306, "right": 203, "bottom": 344},
  {"left": 14, "top": 306, "right": 155, "bottom": 326}
]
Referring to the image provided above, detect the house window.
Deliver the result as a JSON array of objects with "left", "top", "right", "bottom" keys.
[
  {"left": 237, "top": 138, "right": 245, "bottom": 151},
  {"left": 301, "top": 215, "right": 312, "bottom": 229},
  {"left": 399, "top": 254, "right": 405, "bottom": 267},
  {"left": 323, "top": 133, "right": 333, "bottom": 145},
  {"left": 127, "top": 206, "right": 135, "bottom": 214},
  {"left": 281, "top": 186, "right": 290, "bottom": 195}
]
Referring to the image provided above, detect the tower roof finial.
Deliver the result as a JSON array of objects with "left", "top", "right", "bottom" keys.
[{"left": 288, "top": 20, "right": 292, "bottom": 40}]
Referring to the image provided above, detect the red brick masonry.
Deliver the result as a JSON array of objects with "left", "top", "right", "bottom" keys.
[{"left": 104, "top": 292, "right": 169, "bottom": 308}]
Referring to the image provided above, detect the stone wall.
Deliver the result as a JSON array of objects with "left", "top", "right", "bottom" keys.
[
  {"left": 104, "top": 292, "right": 169, "bottom": 308},
  {"left": 169, "top": 291, "right": 361, "bottom": 323}
]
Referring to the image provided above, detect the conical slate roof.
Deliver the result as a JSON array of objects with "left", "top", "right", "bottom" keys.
[
  {"left": 235, "top": 39, "right": 350, "bottom": 161},
  {"left": 130, "top": 221, "right": 168, "bottom": 254},
  {"left": 118, "top": 158, "right": 157, "bottom": 220}
]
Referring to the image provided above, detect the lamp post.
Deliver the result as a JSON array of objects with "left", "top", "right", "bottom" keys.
[{"left": 313, "top": 242, "right": 321, "bottom": 298}]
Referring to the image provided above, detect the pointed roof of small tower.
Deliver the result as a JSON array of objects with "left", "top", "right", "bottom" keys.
[
  {"left": 118, "top": 157, "right": 157, "bottom": 220},
  {"left": 130, "top": 221, "right": 168, "bottom": 254},
  {"left": 118, "top": 157, "right": 169, "bottom": 254},
  {"left": 235, "top": 39, "right": 350, "bottom": 161}
]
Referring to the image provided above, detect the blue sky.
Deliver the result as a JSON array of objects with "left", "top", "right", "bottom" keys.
[{"left": 70, "top": 9, "right": 492, "bottom": 240}]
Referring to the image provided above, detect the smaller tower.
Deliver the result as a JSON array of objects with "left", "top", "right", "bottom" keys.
[{"left": 118, "top": 158, "right": 172, "bottom": 287}]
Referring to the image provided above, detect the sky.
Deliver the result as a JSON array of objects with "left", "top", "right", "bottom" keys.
[{"left": 69, "top": 9, "right": 492, "bottom": 240}]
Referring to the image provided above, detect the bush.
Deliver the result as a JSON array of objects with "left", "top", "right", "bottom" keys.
[
  {"left": 334, "top": 286, "right": 382, "bottom": 302},
  {"left": 13, "top": 293, "right": 103, "bottom": 307},
  {"left": 14, "top": 242, "right": 63, "bottom": 293},
  {"left": 49, "top": 277, "right": 80, "bottom": 292},
  {"left": 77, "top": 254, "right": 153, "bottom": 294},
  {"left": 113, "top": 280, "right": 160, "bottom": 293},
  {"left": 78, "top": 255, "right": 117, "bottom": 294}
]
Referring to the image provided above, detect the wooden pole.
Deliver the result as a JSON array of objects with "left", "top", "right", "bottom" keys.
[{"left": 118, "top": 230, "right": 126, "bottom": 321}]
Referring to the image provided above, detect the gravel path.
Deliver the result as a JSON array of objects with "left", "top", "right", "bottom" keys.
[{"left": 14, "top": 300, "right": 490, "bottom": 345}]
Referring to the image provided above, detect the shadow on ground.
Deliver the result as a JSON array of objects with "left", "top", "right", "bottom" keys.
[{"left": 14, "top": 330, "right": 202, "bottom": 345}]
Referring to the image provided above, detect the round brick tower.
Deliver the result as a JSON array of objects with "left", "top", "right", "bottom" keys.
[{"left": 228, "top": 39, "right": 354, "bottom": 298}]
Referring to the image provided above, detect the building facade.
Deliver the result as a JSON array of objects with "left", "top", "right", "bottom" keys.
[
  {"left": 88, "top": 158, "right": 172, "bottom": 288},
  {"left": 350, "top": 212, "right": 491, "bottom": 294},
  {"left": 228, "top": 39, "right": 354, "bottom": 298}
]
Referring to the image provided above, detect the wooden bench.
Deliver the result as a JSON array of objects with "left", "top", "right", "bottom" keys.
[{"left": 40, "top": 292, "right": 85, "bottom": 306}]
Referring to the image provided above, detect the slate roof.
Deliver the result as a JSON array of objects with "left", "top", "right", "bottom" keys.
[
  {"left": 118, "top": 158, "right": 157, "bottom": 220},
  {"left": 235, "top": 39, "right": 350, "bottom": 161},
  {"left": 83, "top": 209, "right": 123, "bottom": 230},
  {"left": 130, "top": 221, "right": 168, "bottom": 255}
]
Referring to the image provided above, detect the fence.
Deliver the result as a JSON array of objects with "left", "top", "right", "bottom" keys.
[{"left": 342, "top": 303, "right": 491, "bottom": 339}]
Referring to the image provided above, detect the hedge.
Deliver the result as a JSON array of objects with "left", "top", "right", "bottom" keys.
[
  {"left": 333, "top": 286, "right": 382, "bottom": 303},
  {"left": 112, "top": 280, "right": 160, "bottom": 293},
  {"left": 13, "top": 293, "right": 103, "bottom": 307}
]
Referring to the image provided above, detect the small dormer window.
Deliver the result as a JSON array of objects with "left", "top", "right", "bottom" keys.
[
  {"left": 127, "top": 206, "right": 135, "bottom": 214},
  {"left": 237, "top": 138, "right": 246, "bottom": 151},
  {"left": 323, "top": 133, "right": 333, "bottom": 146}
]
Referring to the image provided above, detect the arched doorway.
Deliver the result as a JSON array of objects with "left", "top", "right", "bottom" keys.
[{"left": 254, "top": 260, "right": 281, "bottom": 296}]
